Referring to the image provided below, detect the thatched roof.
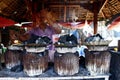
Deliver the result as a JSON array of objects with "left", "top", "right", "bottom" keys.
[{"left": 0, "top": 0, "right": 120, "bottom": 23}]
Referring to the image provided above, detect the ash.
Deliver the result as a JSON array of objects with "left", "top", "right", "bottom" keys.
[
  {"left": 0, "top": 66, "right": 104, "bottom": 80},
  {"left": 0, "top": 67, "right": 89, "bottom": 77}
]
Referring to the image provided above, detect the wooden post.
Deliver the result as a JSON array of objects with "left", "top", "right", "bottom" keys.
[
  {"left": 64, "top": 5, "right": 67, "bottom": 22},
  {"left": 93, "top": 11, "right": 98, "bottom": 34},
  {"left": 64, "top": 0, "right": 67, "bottom": 22},
  {"left": 0, "top": 30, "right": 1, "bottom": 42},
  {"left": 118, "top": 40, "right": 120, "bottom": 51},
  {"left": 93, "top": 2, "right": 99, "bottom": 34}
]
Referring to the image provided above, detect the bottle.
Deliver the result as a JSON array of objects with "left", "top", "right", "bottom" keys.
[
  {"left": 0, "top": 43, "right": 2, "bottom": 54},
  {"left": 1, "top": 43, "right": 6, "bottom": 54}
]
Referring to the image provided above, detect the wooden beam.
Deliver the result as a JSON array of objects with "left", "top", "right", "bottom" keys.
[
  {"left": 108, "top": 2, "right": 119, "bottom": 13},
  {"left": 101, "top": 10, "right": 107, "bottom": 19},
  {"left": 47, "top": 0, "right": 89, "bottom": 5},
  {"left": 49, "top": 5, "right": 80, "bottom": 8},
  {"left": 107, "top": 3, "right": 114, "bottom": 16},
  {"left": 99, "top": 0, "right": 108, "bottom": 13}
]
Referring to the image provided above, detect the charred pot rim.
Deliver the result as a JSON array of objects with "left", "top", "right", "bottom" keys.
[
  {"left": 24, "top": 50, "right": 48, "bottom": 56},
  {"left": 6, "top": 49, "right": 24, "bottom": 53},
  {"left": 25, "top": 43, "right": 47, "bottom": 47},
  {"left": 22, "top": 50, "right": 49, "bottom": 64},
  {"left": 54, "top": 44, "right": 77, "bottom": 48},
  {"left": 55, "top": 47, "right": 77, "bottom": 53},
  {"left": 4, "top": 49, "right": 23, "bottom": 61},
  {"left": 86, "top": 50, "right": 111, "bottom": 58},
  {"left": 89, "top": 50, "right": 110, "bottom": 53},
  {"left": 54, "top": 51, "right": 79, "bottom": 57}
]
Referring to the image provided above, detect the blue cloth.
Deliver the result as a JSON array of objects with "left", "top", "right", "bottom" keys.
[
  {"left": 70, "top": 30, "right": 80, "bottom": 40},
  {"left": 77, "top": 45, "right": 87, "bottom": 57}
]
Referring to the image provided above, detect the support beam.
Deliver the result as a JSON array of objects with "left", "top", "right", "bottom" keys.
[
  {"left": 99, "top": 0, "right": 108, "bottom": 13},
  {"left": 64, "top": 0, "right": 67, "bottom": 22},
  {"left": 101, "top": 10, "right": 107, "bottom": 19},
  {"left": 93, "top": 11, "right": 98, "bottom": 34},
  {"left": 93, "top": 2, "right": 99, "bottom": 34}
]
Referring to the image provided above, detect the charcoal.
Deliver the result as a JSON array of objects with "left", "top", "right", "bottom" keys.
[
  {"left": 79, "top": 56, "right": 85, "bottom": 68},
  {"left": 54, "top": 51, "right": 63, "bottom": 57},
  {"left": 85, "top": 36, "right": 94, "bottom": 42},
  {"left": 85, "top": 34, "right": 104, "bottom": 42},
  {"left": 66, "top": 34, "right": 78, "bottom": 44},
  {"left": 58, "top": 34, "right": 78, "bottom": 46},
  {"left": 10, "top": 65, "right": 23, "bottom": 72},
  {"left": 64, "top": 41, "right": 73, "bottom": 46},
  {"left": 74, "top": 51, "right": 79, "bottom": 56},
  {"left": 96, "top": 34, "right": 103, "bottom": 39},
  {"left": 25, "top": 34, "right": 52, "bottom": 45},
  {"left": 37, "top": 52, "right": 45, "bottom": 57},
  {"left": 35, "top": 36, "right": 52, "bottom": 45},
  {"left": 26, "top": 34, "right": 39, "bottom": 44},
  {"left": 42, "top": 36, "right": 52, "bottom": 44},
  {"left": 35, "top": 37, "right": 46, "bottom": 45},
  {"left": 58, "top": 35, "right": 67, "bottom": 43}
]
